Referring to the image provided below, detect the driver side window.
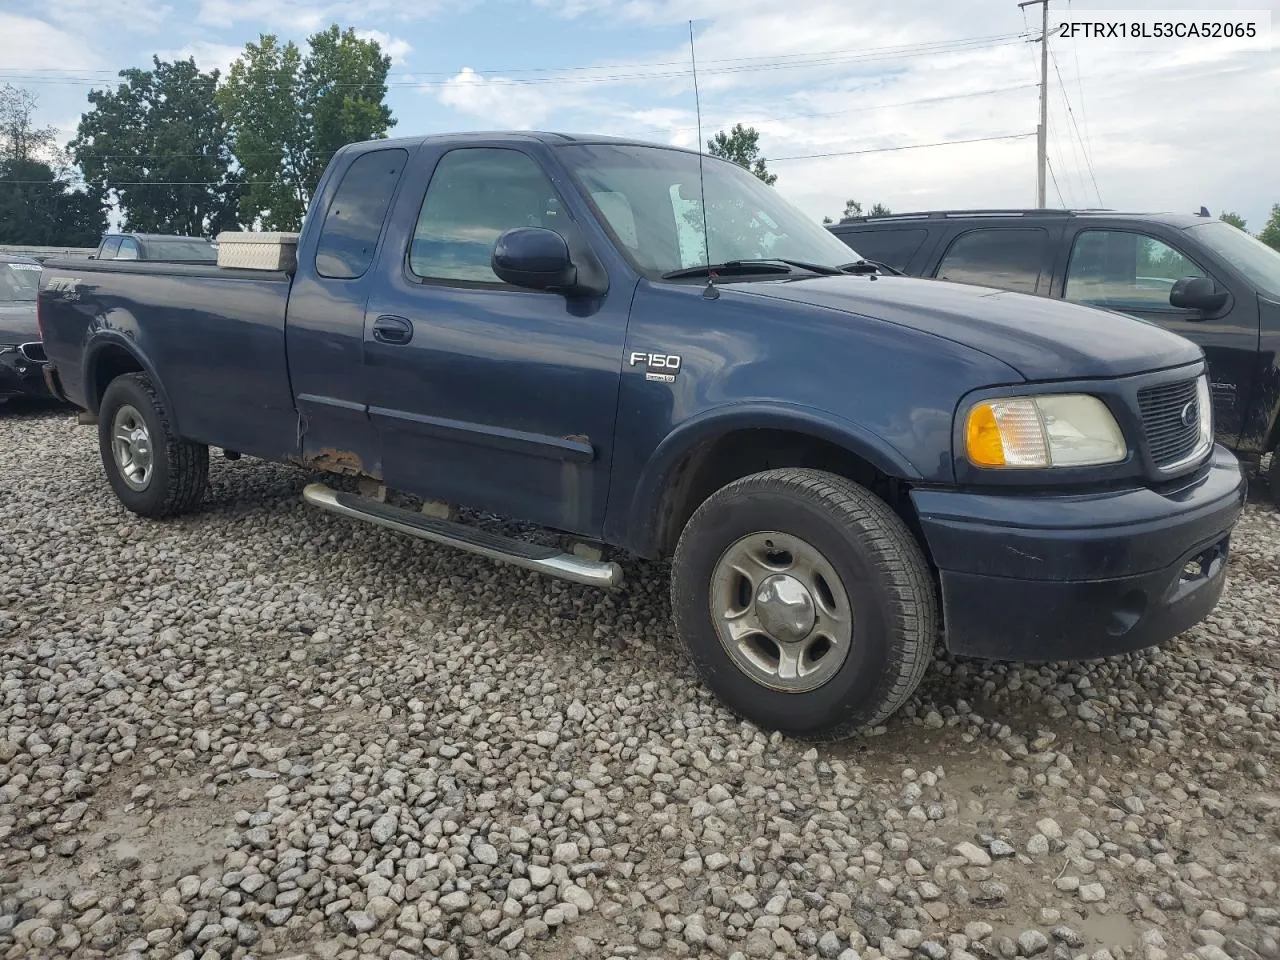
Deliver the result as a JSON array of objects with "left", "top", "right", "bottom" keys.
[
  {"left": 1066, "top": 230, "right": 1205, "bottom": 310},
  {"left": 410, "top": 148, "right": 566, "bottom": 285}
]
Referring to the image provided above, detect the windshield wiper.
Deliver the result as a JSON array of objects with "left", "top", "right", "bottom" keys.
[
  {"left": 661, "top": 258, "right": 843, "bottom": 280},
  {"left": 840, "top": 259, "right": 903, "bottom": 276}
]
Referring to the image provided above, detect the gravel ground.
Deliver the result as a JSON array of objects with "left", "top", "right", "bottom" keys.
[{"left": 1, "top": 401, "right": 1278, "bottom": 960}]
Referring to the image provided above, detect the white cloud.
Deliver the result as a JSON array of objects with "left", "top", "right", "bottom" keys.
[
  {"left": 0, "top": 13, "right": 101, "bottom": 71},
  {"left": 355, "top": 30, "right": 413, "bottom": 63},
  {"left": 162, "top": 42, "right": 245, "bottom": 76},
  {"left": 437, "top": 68, "right": 562, "bottom": 129},
  {"left": 197, "top": 0, "right": 452, "bottom": 30},
  {"left": 44, "top": 0, "right": 172, "bottom": 31},
  {"left": 509, "top": 0, "right": 1280, "bottom": 226}
]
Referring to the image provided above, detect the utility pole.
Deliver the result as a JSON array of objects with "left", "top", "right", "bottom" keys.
[{"left": 1019, "top": 0, "right": 1049, "bottom": 207}]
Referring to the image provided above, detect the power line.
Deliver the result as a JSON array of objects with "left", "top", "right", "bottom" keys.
[
  {"left": 58, "top": 83, "right": 1039, "bottom": 163},
  {"left": 765, "top": 132, "right": 1036, "bottom": 162},
  {"left": 0, "top": 132, "right": 1041, "bottom": 181},
  {"left": 0, "top": 34, "right": 1031, "bottom": 89},
  {"left": 1048, "top": 47, "right": 1103, "bottom": 205},
  {"left": 1046, "top": 155, "right": 1068, "bottom": 207},
  {"left": 1066, "top": 0, "right": 1098, "bottom": 197}
]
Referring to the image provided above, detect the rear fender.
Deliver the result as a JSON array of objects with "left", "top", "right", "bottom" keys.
[{"left": 82, "top": 333, "right": 177, "bottom": 430}]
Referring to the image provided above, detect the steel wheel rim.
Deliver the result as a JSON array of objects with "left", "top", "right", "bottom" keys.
[
  {"left": 111, "top": 404, "right": 154, "bottom": 491},
  {"left": 709, "top": 530, "right": 853, "bottom": 693}
]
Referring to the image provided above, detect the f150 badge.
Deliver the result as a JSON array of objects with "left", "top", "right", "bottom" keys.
[{"left": 630, "top": 352, "right": 682, "bottom": 383}]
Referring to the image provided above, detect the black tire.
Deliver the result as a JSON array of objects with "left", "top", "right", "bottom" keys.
[
  {"left": 671, "top": 468, "right": 938, "bottom": 740},
  {"left": 1267, "top": 453, "right": 1280, "bottom": 502},
  {"left": 98, "top": 373, "right": 208, "bottom": 518}
]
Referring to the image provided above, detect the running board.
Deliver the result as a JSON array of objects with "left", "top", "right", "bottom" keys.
[{"left": 302, "top": 483, "right": 623, "bottom": 589}]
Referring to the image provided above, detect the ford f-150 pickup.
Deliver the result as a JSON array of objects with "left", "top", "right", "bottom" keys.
[{"left": 37, "top": 132, "right": 1247, "bottom": 739}]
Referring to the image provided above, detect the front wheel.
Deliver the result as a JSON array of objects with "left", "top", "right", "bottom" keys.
[
  {"left": 671, "top": 468, "right": 938, "bottom": 740},
  {"left": 98, "top": 373, "right": 208, "bottom": 518}
]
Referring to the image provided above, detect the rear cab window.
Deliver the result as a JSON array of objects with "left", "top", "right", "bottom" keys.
[
  {"left": 116, "top": 238, "right": 140, "bottom": 261},
  {"left": 315, "top": 148, "right": 410, "bottom": 280},
  {"left": 935, "top": 228, "right": 1049, "bottom": 295}
]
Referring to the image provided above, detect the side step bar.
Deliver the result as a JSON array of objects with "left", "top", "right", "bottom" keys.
[{"left": 302, "top": 483, "right": 623, "bottom": 589}]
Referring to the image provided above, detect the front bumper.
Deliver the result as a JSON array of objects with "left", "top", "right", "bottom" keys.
[
  {"left": 0, "top": 344, "right": 51, "bottom": 399},
  {"left": 912, "top": 445, "right": 1246, "bottom": 661}
]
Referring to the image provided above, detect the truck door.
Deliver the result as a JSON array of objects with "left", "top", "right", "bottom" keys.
[
  {"left": 1056, "top": 224, "right": 1258, "bottom": 448},
  {"left": 361, "top": 142, "right": 630, "bottom": 538},
  {"left": 286, "top": 147, "right": 410, "bottom": 478}
]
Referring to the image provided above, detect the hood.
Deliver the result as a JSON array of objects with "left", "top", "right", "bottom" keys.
[
  {"left": 0, "top": 301, "right": 38, "bottom": 346},
  {"left": 728, "top": 275, "right": 1203, "bottom": 381}
]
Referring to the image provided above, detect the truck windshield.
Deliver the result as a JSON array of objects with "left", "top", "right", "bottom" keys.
[
  {"left": 558, "top": 143, "right": 858, "bottom": 280},
  {"left": 0, "top": 261, "right": 41, "bottom": 301},
  {"left": 1187, "top": 221, "right": 1280, "bottom": 299}
]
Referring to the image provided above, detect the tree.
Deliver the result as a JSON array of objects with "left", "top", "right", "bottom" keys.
[
  {"left": 1220, "top": 211, "right": 1247, "bottom": 231},
  {"left": 72, "top": 57, "right": 240, "bottom": 237},
  {"left": 0, "top": 84, "right": 59, "bottom": 163},
  {"left": 707, "top": 124, "right": 776, "bottom": 186},
  {"left": 0, "top": 158, "right": 106, "bottom": 246},
  {"left": 823, "top": 200, "right": 892, "bottom": 224},
  {"left": 0, "top": 85, "right": 105, "bottom": 245},
  {"left": 219, "top": 26, "right": 394, "bottom": 230},
  {"left": 1260, "top": 204, "right": 1280, "bottom": 252}
]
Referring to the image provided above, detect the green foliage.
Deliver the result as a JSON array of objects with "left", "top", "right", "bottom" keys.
[
  {"left": 219, "top": 26, "right": 394, "bottom": 230},
  {"left": 830, "top": 199, "right": 891, "bottom": 223},
  {"left": 72, "top": 58, "right": 240, "bottom": 237},
  {"left": 707, "top": 124, "right": 776, "bottom": 186},
  {"left": 0, "top": 158, "right": 106, "bottom": 246},
  {"left": 1219, "top": 211, "right": 1247, "bottom": 231},
  {"left": 217, "top": 37, "right": 306, "bottom": 230},
  {"left": 1260, "top": 204, "right": 1280, "bottom": 252}
]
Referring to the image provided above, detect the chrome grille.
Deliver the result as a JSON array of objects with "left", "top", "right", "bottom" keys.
[{"left": 1137, "top": 378, "right": 1201, "bottom": 467}]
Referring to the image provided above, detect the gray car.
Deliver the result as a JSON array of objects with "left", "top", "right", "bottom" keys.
[{"left": 0, "top": 256, "right": 50, "bottom": 401}]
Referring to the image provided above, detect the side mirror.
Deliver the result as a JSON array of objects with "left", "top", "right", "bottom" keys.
[
  {"left": 1169, "top": 276, "right": 1228, "bottom": 313},
  {"left": 492, "top": 228, "right": 577, "bottom": 291}
]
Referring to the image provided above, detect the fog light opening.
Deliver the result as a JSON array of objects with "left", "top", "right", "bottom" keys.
[{"left": 1106, "top": 589, "right": 1147, "bottom": 637}]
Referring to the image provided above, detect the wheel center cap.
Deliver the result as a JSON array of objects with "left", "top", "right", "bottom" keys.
[{"left": 755, "top": 574, "right": 816, "bottom": 643}]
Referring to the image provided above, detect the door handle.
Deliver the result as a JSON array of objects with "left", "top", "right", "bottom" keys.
[{"left": 372, "top": 315, "right": 413, "bottom": 345}]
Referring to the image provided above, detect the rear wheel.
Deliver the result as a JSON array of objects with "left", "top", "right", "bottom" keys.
[
  {"left": 1267, "top": 452, "right": 1280, "bottom": 502},
  {"left": 98, "top": 373, "right": 208, "bottom": 517},
  {"left": 671, "top": 468, "right": 938, "bottom": 740}
]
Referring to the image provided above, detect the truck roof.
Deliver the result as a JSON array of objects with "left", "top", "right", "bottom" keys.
[
  {"left": 831, "top": 209, "right": 1216, "bottom": 230},
  {"left": 345, "top": 131, "right": 703, "bottom": 157},
  {"left": 103, "top": 233, "right": 214, "bottom": 241}
]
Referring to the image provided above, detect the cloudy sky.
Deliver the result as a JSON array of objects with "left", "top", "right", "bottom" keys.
[{"left": 3, "top": 0, "right": 1278, "bottom": 228}]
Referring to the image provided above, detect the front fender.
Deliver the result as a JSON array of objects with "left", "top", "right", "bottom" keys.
[{"left": 619, "top": 401, "right": 923, "bottom": 556}]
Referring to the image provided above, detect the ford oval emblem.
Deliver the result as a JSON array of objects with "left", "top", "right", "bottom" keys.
[{"left": 1180, "top": 401, "right": 1198, "bottom": 428}]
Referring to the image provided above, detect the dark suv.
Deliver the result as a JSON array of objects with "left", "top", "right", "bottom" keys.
[{"left": 830, "top": 210, "right": 1280, "bottom": 495}]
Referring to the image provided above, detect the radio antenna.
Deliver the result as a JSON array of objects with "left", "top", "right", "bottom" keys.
[{"left": 689, "top": 20, "right": 718, "bottom": 300}]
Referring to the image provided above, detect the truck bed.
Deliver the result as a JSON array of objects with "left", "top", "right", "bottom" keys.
[{"left": 38, "top": 258, "right": 299, "bottom": 461}]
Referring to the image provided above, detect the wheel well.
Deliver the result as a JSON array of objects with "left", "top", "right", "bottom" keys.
[
  {"left": 654, "top": 428, "right": 925, "bottom": 557},
  {"left": 88, "top": 346, "right": 144, "bottom": 413}
]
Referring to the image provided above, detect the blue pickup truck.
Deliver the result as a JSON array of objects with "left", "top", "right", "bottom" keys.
[{"left": 37, "top": 132, "right": 1246, "bottom": 739}]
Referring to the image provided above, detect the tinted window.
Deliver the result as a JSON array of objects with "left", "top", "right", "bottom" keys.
[
  {"left": 315, "top": 148, "right": 408, "bottom": 280},
  {"left": 834, "top": 228, "right": 929, "bottom": 272},
  {"left": 410, "top": 148, "right": 565, "bottom": 284},
  {"left": 935, "top": 228, "right": 1047, "bottom": 294},
  {"left": 116, "top": 238, "right": 140, "bottom": 261},
  {"left": 99, "top": 238, "right": 122, "bottom": 260},
  {"left": 1066, "top": 230, "right": 1206, "bottom": 310}
]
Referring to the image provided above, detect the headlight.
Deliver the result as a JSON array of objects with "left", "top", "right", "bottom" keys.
[{"left": 965, "top": 394, "right": 1126, "bottom": 468}]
